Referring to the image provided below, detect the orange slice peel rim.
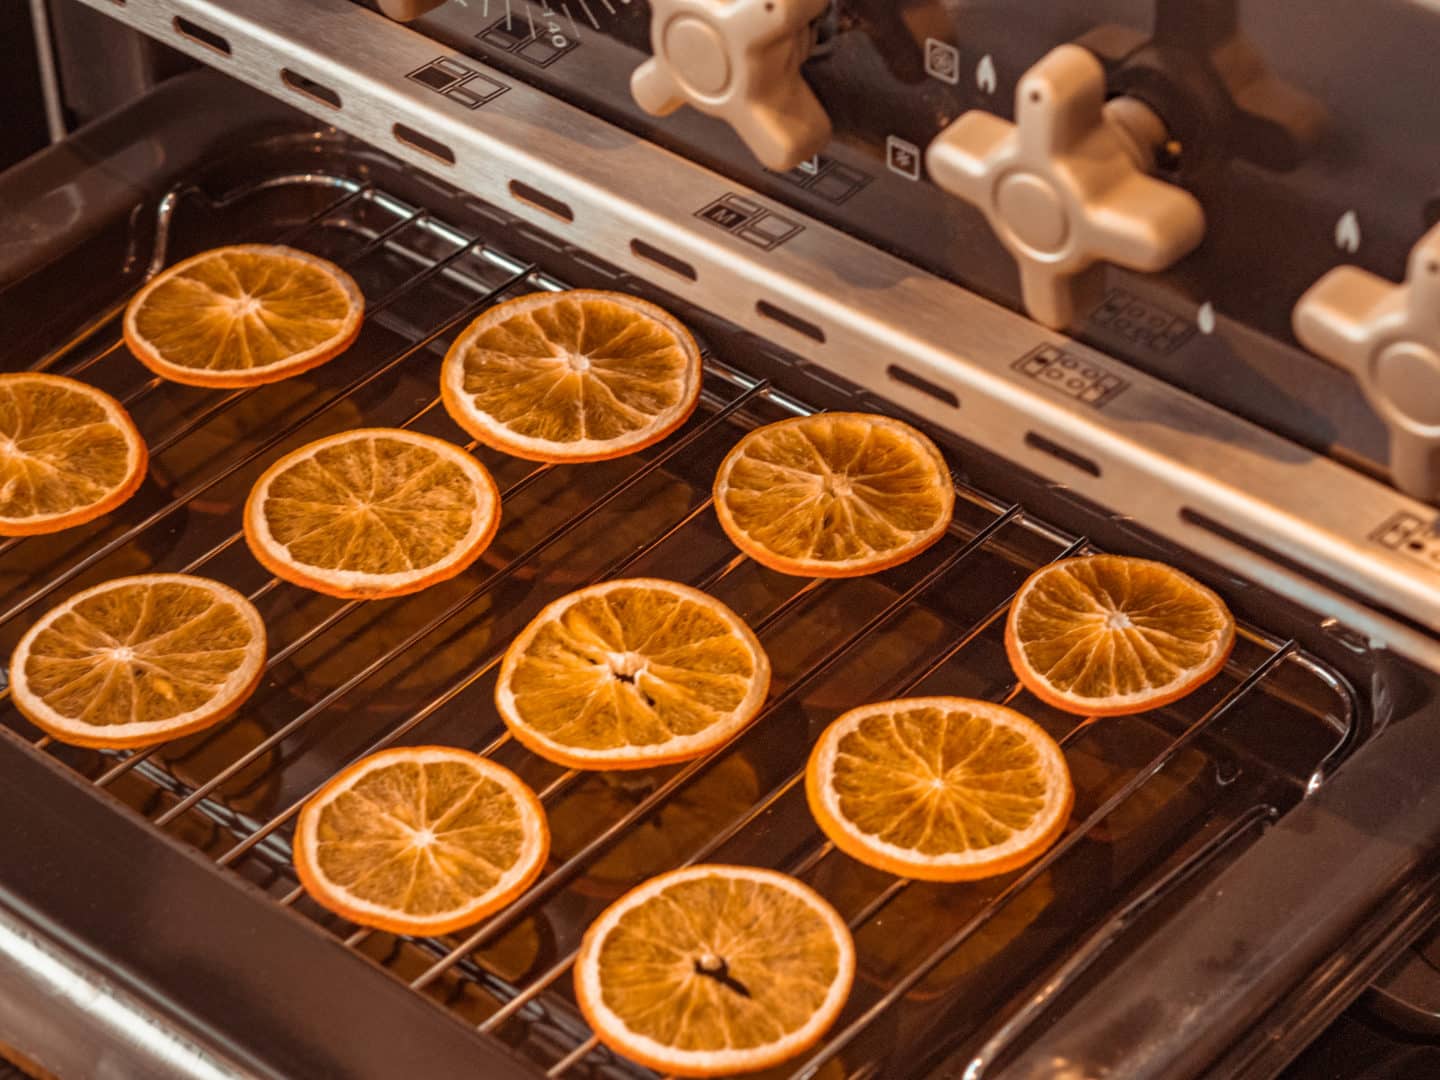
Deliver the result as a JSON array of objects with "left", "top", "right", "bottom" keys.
[
  {"left": 9, "top": 573, "right": 267, "bottom": 749},
  {"left": 0, "top": 373, "right": 149, "bottom": 536},
  {"left": 293, "top": 745, "right": 550, "bottom": 937},
  {"left": 805, "top": 696, "right": 1074, "bottom": 882},
  {"left": 495, "top": 578, "right": 772, "bottom": 770},
  {"left": 123, "top": 244, "right": 364, "bottom": 389},
  {"left": 574, "top": 863, "right": 856, "bottom": 1077},
  {"left": 440, "top": 289, "right": 704, "bottom": 463}
]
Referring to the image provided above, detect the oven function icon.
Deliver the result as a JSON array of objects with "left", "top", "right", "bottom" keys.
[
  {"left": 406, "top": 58, "right": 508, "bottom": 109},
  {"left": 770, "top": 154, "right": 871, "bottom": 204},
  {"left": 1370, "top": 512, "right": 1440, "bottom": 569},
  {"left": 479, "top": 15, "right": 580, "bottom": 67},
  {"left": 1013, "top": 345, "right": 1129, "bottom": 408},
  {"left": 886, "top": 136, "right": 921, "bottom": 181},
  {"left": 695, "top": 193, "right": 803, "bottom": 250},
  {"left": 925, "top": 38, "right": 961, "bottom": 85}
]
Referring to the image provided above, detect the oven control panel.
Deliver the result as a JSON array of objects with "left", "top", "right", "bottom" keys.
[{"left": 363, "top": 0, "right": 1440, "bottom": 502}]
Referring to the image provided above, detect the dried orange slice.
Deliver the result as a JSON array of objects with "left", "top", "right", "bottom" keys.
[
  {"left": 10, "top": 574, "right": 266, "bottom": 749},
  {"left": 806, "top": 697, "right": 1072, "bottom": 882},
  {"left": 496, "top": 579, "right": 770, "bottom": 769},
  {"left": 1005, "top": 555, "right": 1236, "bottom": 716},
  {"left": 244, "top": 428, "right": 500, "bottom": 600},
  {"left": 0, "top": 373, "right": 147, "bottom": 536},
  {"left": 575, "top": 864, "right": 855, "bottom": 1077},
  {"left": 713, "top": 412, "right": 954, "bottom": 578},
  {"left": 294, "top": 746, "right": 549, "bottom": 937},
  {"left": 124, "top": 244, "right": 363, "bottom": 388},
  {"left": 440, "top": 290, "right": 703, "bottom": 462}
]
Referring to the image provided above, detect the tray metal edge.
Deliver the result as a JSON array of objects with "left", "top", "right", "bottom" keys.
[{"left": 0, "top": 729, "right": 545, "bottom": 1080}]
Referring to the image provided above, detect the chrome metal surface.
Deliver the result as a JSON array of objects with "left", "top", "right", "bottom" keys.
[
  {"left": 26, "top": 0, "right": 65, "bottom": 143},
  {"left": 0, "top": 161, "right": 1365, "bottom": 1078},
  {"left": 68, "top": 0, "right": 1440, "bottom": 670},
  {"left": 0, "top": 909, "right": 247, "bottom": 1080}
]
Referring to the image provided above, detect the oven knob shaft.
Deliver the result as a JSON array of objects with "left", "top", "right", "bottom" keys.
[
  {"left": 925, "top": 45, "right": 1205, "bottom": 330},
  {"left": 1294, "top": 222, "right": 1440, "bottom": 501},
  {"left": 632, "top": 0, "right": 832, "bottom": 172}
]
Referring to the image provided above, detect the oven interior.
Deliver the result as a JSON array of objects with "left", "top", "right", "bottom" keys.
[{"left": 4, "top": 71, "right": 1423, "bottom": 1079}]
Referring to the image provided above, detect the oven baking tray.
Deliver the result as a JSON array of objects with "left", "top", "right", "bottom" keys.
[{"left": 1, "top": 104, "right": 1425, "bottom": 1080}]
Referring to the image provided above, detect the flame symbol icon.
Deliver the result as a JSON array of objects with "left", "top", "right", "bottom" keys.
[
  {"left": 1335, "top": 210, "right": 1361, "bottom": 253},
  {"left": 976, "top": 54, "right": 997, "bottom": 95},
  {"left": 1197, "top": 302, "right": 1216, "bottom": 334}
]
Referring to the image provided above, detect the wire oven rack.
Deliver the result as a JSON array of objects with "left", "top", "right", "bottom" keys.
[{"left": 0, "top": 164, "right": 1363, "bottom": 1079}]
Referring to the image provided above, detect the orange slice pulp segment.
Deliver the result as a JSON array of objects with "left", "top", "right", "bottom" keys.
[
  {"left": 575, "top": 864, "right": 855, "bottom": 1077},
  {"left": 441, "top": 290, "right": 703, "bottom": 462},
  {"left": 123, "top": 244, "right": 363, "bottom": 388},
  {"left": 806, "top": 696, "right": 1073, "bottom": 882},
  {"left": 1005, "top": 555, "right": 1236, "bottom": 716},
  {"left": 713, "top": 412, "right": 954, "bottom": 578},
  {"left": 294, "top": 746, "right": 549, "bottom": 936},
  {"left": 0, "top": 373, "right": 148, "bottom": 536}
]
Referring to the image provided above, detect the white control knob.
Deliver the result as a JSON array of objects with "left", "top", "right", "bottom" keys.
[
  {"left": 926, "top": 44, "right": 1205, "bottom": 329},
  {"left": 632, "top": 0, "right": 832, "bottom": 172},
  {"left": 1294, "top": 222, "right": 1440, "bottom": 501}
]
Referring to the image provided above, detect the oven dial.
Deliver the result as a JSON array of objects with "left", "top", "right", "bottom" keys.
[
  {"left": 632, "top": 0, "right": 832, "bottom": 172},
  {"left": 1294, "top": 222, "right": 1440, "bottom": 501},
  {"left": 926, "top": 45, "right": 1205, "bottom": 330}
]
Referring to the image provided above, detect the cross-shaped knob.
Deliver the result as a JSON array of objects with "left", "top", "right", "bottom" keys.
[
  {"left": 925, "top": 44, "right": 1206, "bottom": 329},
  {"left": 1293, "top": 223, "right": 1440, "bottom": 501},
  {"left": 631, "top": 0, "right": 832, "bottom": 172}
]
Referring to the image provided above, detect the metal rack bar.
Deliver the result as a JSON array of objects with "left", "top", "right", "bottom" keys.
[
  {"left": 515, "top": 534, "right": 1076, "bottom": 1065},
  {"left": 216, "top": 487, "right": 755, "bottom": 870},
  {"left": 28, "top": 179, "right": 373, "bottom": 377},
  {"left": 89, "top": 449, "right": 552, "bottom": 790},
  {"left": 539, "top": 552, "right": 1309, "bottom": 1078},
  {"left": 0, "top": 187, "right": 403, "bottom": 564},
  {"left": 331, "top": 547, "right": 767, "bottom": 957},
  {"left": 146, "top": 381, "right": 771, "bottom": 828},
  {"left": 961, "top": 801, "right": 1279, "bottom": 1080},
  {"left": 792, "top": 640, "right": 1299, "bottom": 1077},
  {"left": 413, "top": 506, "right": 1027, "bottom": 1000},
  {"left": 0, "top": 238, "right": 520, "bottom": 629}
]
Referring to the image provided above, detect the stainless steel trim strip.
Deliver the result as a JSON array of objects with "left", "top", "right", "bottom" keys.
[
  {"left": 0, "top": 910, "right": 248, "bottom": 1080},
  {"left": 70, "top": 0, "right": 1440, "bottom": 670},
  {"left": 26, "top": 0, "right": 67, "bottom": 143}
]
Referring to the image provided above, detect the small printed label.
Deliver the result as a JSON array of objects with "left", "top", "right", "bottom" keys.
[
  {"left": 1335, "top": 209, "right": 1362, "bottom": 253},
  {"left": 1370, "top": 511, "right": 1440, "bottom": 570},
  {"left": 1013, "top": 345, "right": 1129, "bottom": 408},
  {"left": 407, "top": 58, "right": 509, "bottom": 108},
  {"left": 695, "top": 194, "right": 803, "bottom": 251},
  {"left": 477, "top": 14, "right": 580, "bottom": 67},
  {"left": 886, "top": 136, "right": 922, "bottom": 181},
  {"left": 768, "top": 155, "right": 872, "bottom": 205},
  {"left": 925, "top": 38, "right": 961, "bottom": 84},
  {"left": 976, "top": 54, "right": 998, "bottom": 95},
  {"left": 1090, "top": 288, "right": 1195, "bottom": 356}
]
